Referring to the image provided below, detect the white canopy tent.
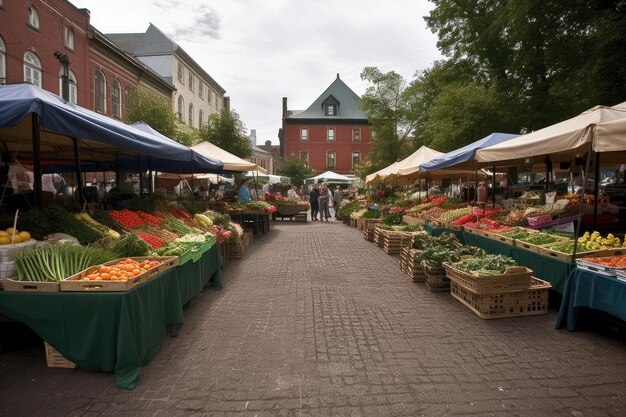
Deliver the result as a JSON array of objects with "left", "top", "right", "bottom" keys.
[
  {"left": 305, "top": 171, "right": 352, "bottom": 184},
  {"left": 244, "top": 171, "right": 290, "bottom": 184},
  {"left": 191, "top": 141, "right": 267, "bottom": 173},
  {"left": 475, "top": 102, "right": 626, "bottom": 165}
]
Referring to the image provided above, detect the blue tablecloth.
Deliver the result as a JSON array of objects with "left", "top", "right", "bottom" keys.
[{"left": 555, "top": 268, "right": 626, "bottom": 331}]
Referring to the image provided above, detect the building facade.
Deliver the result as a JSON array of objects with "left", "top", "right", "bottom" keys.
[
  {"left": 0, "top": 0, "right": 90, "bottom": 104},
  {"left": 281, "top": 74, "right": 370, "bottom": 175},
  {"left": 106, "top": 24, "right": 227, "bottom": 130}
]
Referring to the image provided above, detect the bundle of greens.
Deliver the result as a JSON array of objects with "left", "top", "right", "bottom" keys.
[
  {"left": 45, "top": 205, "right": 104, "bottom": 245},
  {"left": 362, "top": 210, "right": 381, "bottom": 219},
  {"left": 382, "top": 212, "right": 404, "bottom": 225},
  {"left": 416, "top": 245, "right": 485, "bottom": 268},
  {"left": 110, "top": 233, "right": 151, "bottom": 258},
  {"left": 338, "top": 202, "right": 360, "bottom": 218},
  {"left": 12, "top": 243, "right": 116, "bottom": 282},
  {"left": 451, "top": 254, "right": 517, "bottom": 276}
]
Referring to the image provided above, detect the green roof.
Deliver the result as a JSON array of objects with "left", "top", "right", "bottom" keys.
[{"left": 287, "top": 74, "right": 367, "bottom": 120}]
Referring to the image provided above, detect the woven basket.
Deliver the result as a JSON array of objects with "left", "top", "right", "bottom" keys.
[{"left": 443, "top": 263, "right": 533, "bottom": 294}]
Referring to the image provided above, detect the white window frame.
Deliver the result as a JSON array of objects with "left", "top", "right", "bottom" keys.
[
  {"left": 64, "top": 26, "right": 75, "bottom": 50},
  {"left": 326, "top": 104, "right": 335, "bottom": 116},
  {"left": 327, "top": 128, "right": 335, "bottom": 141},
  {"left": 326, "top": 151, "right": 336, "bottom": 170},
  {"left": 300, "top": 128, "right": 308, "bottom": 141},
  {"left": 177, "top": 62, "right": 184, "bottom": 83},
  {"left": 24, "top": 52, "right": 42, "bottom": 87},
  {"left": 58, "top": 69, "right": 78, "bottom": 104},
  {"left": 177, "top": 96, "right": 184, "bottom": 121},
  {"left": 188, "top": 103, "right": 194, "bottom": 126},
  {"left": 94, "top": 70, "right": 106, "bottom": 113},
  {"left": 28, "top": 6, "right": 39, "bottom": 29},
  {"left": 0, "top": 37, "right": 6, "bottom": 85},
  {"left": 352, "top": 128, "right": 361, "bottom": 142},
  {"left": 352, "top": 152, "right": 361, "bottom": 168},
  {"left": 111, "top": 79, "right": 121, "bottom": 119}
]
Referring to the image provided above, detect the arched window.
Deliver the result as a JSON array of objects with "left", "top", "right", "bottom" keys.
[
  {"left": 198, "top": 109, "right": 204, "bottom": 128},
  {"left": 27, "top": 6, "right": 39, "bottom": 29},
  {"left": 188, "top": 103, "right": 194, "bottom": 126},
  {"left": 94, "top": 70, "right": 106, "bottom": 113},
  {"left": 300, "top": 150, "right": 309, "bottom": 165},
  {"left": 177, "top": 96, "right": 184, "bottom": 121},
  {"left": 23, "top": 52, "right": 42, "bottom": 87},
  {"left": 111, "top": 79, "right": 121, "bottom": 119},
  {"left": 58, "top": 68, "right": 78, "bottom": 104},
  {"left": 0, "top": 37, "right": 6, "bottom": 85}
]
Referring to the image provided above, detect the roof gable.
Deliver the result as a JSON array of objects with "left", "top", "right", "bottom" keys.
[{"left": 287, "top": 74, "right": 367, "bottom": 120}]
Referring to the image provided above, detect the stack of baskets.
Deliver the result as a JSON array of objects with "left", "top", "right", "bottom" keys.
[
  {"left": 422, "top": 261, "right": 450, "bottom": 292},
  {"left": 443, "top": 263, "right": 551, "bottom": 319},
  {"left": 400, "top": 247, "right": 426, "bottom": 282}
]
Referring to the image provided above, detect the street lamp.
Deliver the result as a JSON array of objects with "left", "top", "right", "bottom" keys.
[{"left": 54, "top": 51, "right": 71, "bottom": 101}]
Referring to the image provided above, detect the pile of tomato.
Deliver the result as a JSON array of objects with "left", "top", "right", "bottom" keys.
[
  {"left": 136, "top": 211, "right": 163, "bottom": 226},
  {"left": 137, "top": 232, "right": 165, "bottom": 249},
  {"left": 168, "top": 207, "right": 191, "bottom": 220},
  {"left": 109, "top": 209, "right": 144, "bottom": 229},
  {"left": 82, "top": 258, "right": 161, "bottom": 281},
  {"left": 583, "top": 256, "right": 626, "bottom": 267}
]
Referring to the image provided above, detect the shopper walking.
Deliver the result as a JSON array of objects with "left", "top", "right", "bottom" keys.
[
  {"left": 309, "top": 184, "right": 320, "bottom": 220},
  {"left": 238, "top": 179, "right": 251, "bottom": 203},
  {"left": 333, "top": 186, "right": 344, "bottom": 219},
  {"left": 318, "top": 183, "right": 331, "bottom": 221}
]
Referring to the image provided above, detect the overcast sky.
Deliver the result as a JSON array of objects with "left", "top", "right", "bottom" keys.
[{"left": 72, "top": 0, "right": 443, "bottom": 145}]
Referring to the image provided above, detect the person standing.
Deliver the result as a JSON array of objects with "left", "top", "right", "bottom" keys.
[
  {"left": 318, "top": 183, "right": 331, "bottom": 221},
  {"left": 238, "top": 179, "right": 251, "bottom": 203},
  {"left": 309, "top": 184, "right": 320, "bottom": 220},
  {"left": 476, "top": 181, "right": 488, "bottom": 209},
  {"left": 287, "top": 185, "right": 298, "bottom": 199},
  {"left": 333, "top": 186, "right": 344, "bottom": 219}
]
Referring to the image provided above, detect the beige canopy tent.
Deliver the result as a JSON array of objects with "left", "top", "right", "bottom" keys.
[
  {"left": 365, "top": 161, "right": 402, "bottom": 185},
  {"left": 474, "top": 102, "right": 626, "bottom": 165},
  {"left": 594, "top": 117, "right": 626, "bottom": 153},
  {"left": 365, "top": 146, "right": 444, "bottom": 186},
  {"left": 191, "top": 141, "right": 266, "bottom": 173}
]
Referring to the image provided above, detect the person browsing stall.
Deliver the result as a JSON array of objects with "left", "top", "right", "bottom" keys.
[{"left": 238, "top": 179, "right": 251, "bottom": 203}]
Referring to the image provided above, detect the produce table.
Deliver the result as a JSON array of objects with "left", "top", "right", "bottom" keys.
[
  {"left": 555, "top": 268, "right": 626, "bottom": 331},
  {"left": 0, "top": 245, "right": 221, "bottom": 390},
  {"left": 423, "top": 223, "right": 572, "bottom": 294}
]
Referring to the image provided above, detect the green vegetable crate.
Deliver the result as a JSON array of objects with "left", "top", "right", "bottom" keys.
[{"left": 450, "top": 277, "right": 551, "bottom": 319}]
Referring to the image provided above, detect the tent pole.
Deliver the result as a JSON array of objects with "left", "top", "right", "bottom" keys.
[
  {"left": 492, "top": 165, "right": 496, "bottom": 208},
  {"left": 72, "top": 137, "right": 84, "bottom": 206},
  {"left": 573, "top": 143, "right": 593, "bottom": 261},
  {"left": 593, "top": 152, "right": 600, "bottom": 231},
  {"left": 32, "top": 114, "right": 42, "bottom": 208},
  {"left": 138, "top": 155, "right": 144, "bottom": 197},
  {"left": 148, "top": 157, "right": 153, "bottom": 194},
  {"left": 115, "top": 152, "right": 120, "bottom": 189}
]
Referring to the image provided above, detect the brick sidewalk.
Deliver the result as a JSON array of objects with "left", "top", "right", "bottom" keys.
[{"left": 1, "top": 219, "right": 626, "bottom": 416}]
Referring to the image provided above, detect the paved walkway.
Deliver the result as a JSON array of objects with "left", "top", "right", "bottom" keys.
[{"left": 1, "top": 219, "right": 626, "bottom": 416}]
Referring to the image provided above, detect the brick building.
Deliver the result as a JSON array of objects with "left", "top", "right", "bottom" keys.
[{"left": 281, "top": 74, "right": 370, "bottom": 175}]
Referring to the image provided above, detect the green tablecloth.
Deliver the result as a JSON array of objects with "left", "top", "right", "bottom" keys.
[
  {"left": 423, "top": 223, "right": 572, "bottom": 294},
  {"left": 0, "top": 245, "right": 221, "bottom": 390},
  {"left": 556, "top": 268, "right": 626, "bottom": 331}
]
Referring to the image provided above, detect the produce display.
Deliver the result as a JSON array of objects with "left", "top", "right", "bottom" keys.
[
  {"left": 438, "top": 207, "right": 472, "bottom": 223},
  {"left": 0, "top": 228, "right": 31, "bottom": 245},
  {"left": 416, "top": 245, "right": 485, "bottom": 268},
  {"left": 577, "top": 231, "right": 623, "bottom": 249},
  {"left": 450, "top": 255, "right": 518, "bottom": 276},
  {"left": 580, "top": 256, "right": 626, "bottom": 268},
  {"left": 516, "top": 233, "right": 562, "bottom": 246},
  {"left": 12, "top": 243, "right": 115, "bottom": 282},
  {"left": 80, "top": 258, "right": 162, "bottom": 282}
]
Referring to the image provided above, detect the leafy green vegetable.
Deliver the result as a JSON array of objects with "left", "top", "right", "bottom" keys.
[
  {"left": 111, "top": 233, "right": 151, "bottom": 258},
  {"left": 45, "top": 205, "right": 104, "bottom": 245},
  {"left": 451, "top": 255, "right": 517, "bottom": 276}
]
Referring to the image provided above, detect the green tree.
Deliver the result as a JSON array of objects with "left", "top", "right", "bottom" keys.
[
  {"left": 200, "top": 110, "right": 252, "bottom": 159},
  {"left": 360, "top": 67, "right": 418, "bottom": 167},
  {"left": 125, "top": 88, "right": 177, "bottom": 137},
  {"left": 277, "top": 156, "right": 313, "bottom": 186}
]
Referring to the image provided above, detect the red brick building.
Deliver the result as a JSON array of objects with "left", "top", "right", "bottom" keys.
[
  {"left": 281, "top": 74, "right": 370, "bottom": 175},
  {"left": 0, "top": 0, "right": 173, "bottom": 118},
  {"left": 0, "top": 0, "right": 90, "bottom": 104}
]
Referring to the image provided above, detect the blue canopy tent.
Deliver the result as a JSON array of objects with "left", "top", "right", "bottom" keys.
[
  {"left": 419, "top": 133, "right": 520, "bottom": 172},
  {"left": 0, "top": 84, "right": 223, "bottom": 205}
]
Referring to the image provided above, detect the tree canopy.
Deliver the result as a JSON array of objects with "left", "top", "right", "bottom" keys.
[
  {"left": 200, "top": 110, "right": 252, "bottom": 159},
  {"left": 277, "top": 156, "right": 313, "bottom": 186}
]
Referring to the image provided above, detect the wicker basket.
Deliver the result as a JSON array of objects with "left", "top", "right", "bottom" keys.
[
  {"left": 422, "top": 262, "right": 450, "bottom": 292},
  {"left": 44, "top": 342, "right": 77, "bottom": 369},
  {"left": 450, "top": 277, "right": 550, "bottom": 319},
  {"left": 443, "top": 263, "right": 533, "bottom": 294}
]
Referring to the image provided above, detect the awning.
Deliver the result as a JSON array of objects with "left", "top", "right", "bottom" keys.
[
  {"left": 305, "top": 171, "right": 351, "bottom": 184},
  {"left": 191, "top": 141, "right": 265, "bottom": 173},
  {"left": 245, "top": 171, "right": 290, "bottom": 184}
]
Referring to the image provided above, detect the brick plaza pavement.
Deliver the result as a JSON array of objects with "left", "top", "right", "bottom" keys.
[{"left": 1, "top": 218, "right": 626, "bottom": 416}]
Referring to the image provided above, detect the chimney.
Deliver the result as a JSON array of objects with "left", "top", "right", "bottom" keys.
[
  {"left": 223, "top": 96, "right": 231, "bottom": 112},
  {"left": 250, "top": 129, "right": 257, "bottom": 146},
  {"left": 265, "top": 140, "right": 272, "bottom": 152},
  {"left": 336, "top": 73, "right": 340, "bottom": 79},
  {"left": 282, "top": 97, "right": 288, "bottom": 119}
]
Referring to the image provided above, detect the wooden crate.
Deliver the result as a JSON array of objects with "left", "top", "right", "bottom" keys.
[
  {"left": 423, "top": 263, "right": 450, "bottom": 292},
  {"left": 244, "top": 230, "right": 253, "bottom": 246},
  {"left": 45, "top": 342, "right": 77, "bottom": 369},
  {"left": 400, "top": 247, "right": 426, "bottom": 282},
  {"left": 349, "top": 217, "right": 357, "bottom": 228},
  {"left": 450, "top": 277, "right": 550, "bottom": 319},
  {"left": 227, "top": 239, "right": 245, "bottom": 260},
  {"left": 60, "top": 257, "right": 178, "bottom": 292},
  {"left": 2, "top": 279, "right": 60, "bottom": 292},
  {"left": 219, "top": 243, "right": 228, "bottom": 267},
  {"left": 373, "top": 227, "right": 385, "bottom": 248},
  {"left": 402, "top": 215, "right": 422, "bottom": 225},
  {"left": 541, "top": 246, "right": 626, "bottom": 263},
  {"left": 383, "top": 231, "right": 412, "bottom": 255}
]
